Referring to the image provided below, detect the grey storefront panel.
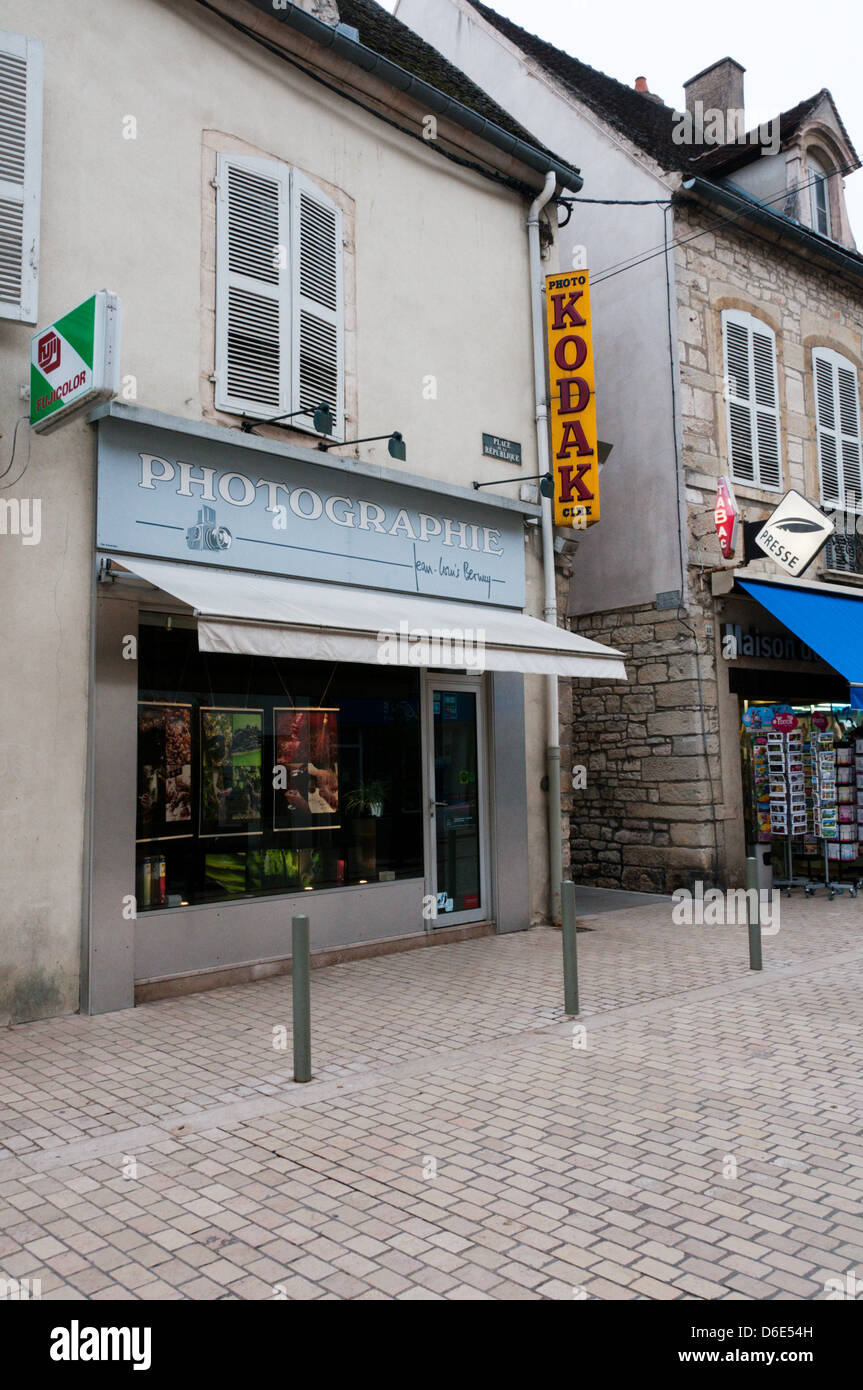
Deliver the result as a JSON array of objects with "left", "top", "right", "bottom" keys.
[
  {"left": 95, "top": 414, "right": 527, "bottom": 609},
  {"left": 87, "top": 415, "right": 537, "bottom": 1012}
]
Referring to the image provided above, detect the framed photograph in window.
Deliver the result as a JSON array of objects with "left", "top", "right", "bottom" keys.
[
  {"left": 200, "top": 707, "right": 263, "bottom": 836},
  {"left": 273, "top": 706, "right": 340, "bottom": 832},
  {"left": 137, "top": 702, "right": 193, "bottom": 841}
]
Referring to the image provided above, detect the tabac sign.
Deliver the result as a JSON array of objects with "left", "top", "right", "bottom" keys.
[
  {"left": 30, "top": 291, "right": 121, "bottom": 433},
  {"left": 545, "top": 270, "right": 598, "bottom": 528},
  {"left": 714, "top": 475, "right": 739, "bottom": 559}
]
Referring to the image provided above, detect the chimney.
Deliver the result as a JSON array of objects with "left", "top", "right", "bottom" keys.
[
  {"left": 634, "top": 76, "right": 649, "bottom": 93},
  {"left": 684, "top": 57, "right": 745, "bottom": 124}
]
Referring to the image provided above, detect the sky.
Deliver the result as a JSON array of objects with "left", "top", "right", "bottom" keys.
[{"left": 384, "top": 0, "right": 863, "bottom": 241}]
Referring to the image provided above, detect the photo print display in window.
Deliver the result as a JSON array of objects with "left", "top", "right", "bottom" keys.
[
  {"left": 273, "top": 707, "right": 340, "bottom": 831},
  {"left": 200, "top": 708, "right": 263, "bottom": 836},
  {"left": 137, "top": 702, "right": 193, "bottom": 841}
]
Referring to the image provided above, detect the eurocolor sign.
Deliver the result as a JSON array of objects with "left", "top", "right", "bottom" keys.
[
  {"left": 96, "top": 416, "right": 526, "bottom": 608},
  {"left": 30, "top": 292, "right": 121, "bottom": 433},
  {"left": 545, "top": 270, "right": 598, "bottom": 529}
]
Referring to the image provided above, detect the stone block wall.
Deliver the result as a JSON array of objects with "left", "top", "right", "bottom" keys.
[{"left": 566, "top": 598, "right": 724, "bottom": 894}]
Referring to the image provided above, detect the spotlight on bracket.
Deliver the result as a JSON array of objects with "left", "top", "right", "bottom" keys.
[{"left": 319, "top": 430, "right": 406, "bottom": 461}]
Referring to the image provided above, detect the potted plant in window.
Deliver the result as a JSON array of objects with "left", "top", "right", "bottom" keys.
[
  {"left": 343, "top": 781, "right": 388, "bottom": 818},
  {"left": 344, "top": 781, "right": 389, "bottom": 876}
]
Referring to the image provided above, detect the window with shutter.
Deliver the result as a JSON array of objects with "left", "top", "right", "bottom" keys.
[
  {"left": 722, "top": 310, "right": 782, "bottom": 492},
  {"left": 214, "top": 155, "right": 344, "bottom": 438},
  {"left": 813, "top": 348, "right": 862, "bottom": 511},
  {"left": 0, "top": 30, "right": 42, "bottom": 324}
]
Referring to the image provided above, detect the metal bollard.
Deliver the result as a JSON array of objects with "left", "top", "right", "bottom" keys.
[
  {"left": 292, "top": 913, "right": 312, "bottom": 1082},
  {"left": 561, "top": 880, "right": 580, "bottom": 1015},
  {"left": 745, "top": 857, "right": 763, "bottom": 972}
]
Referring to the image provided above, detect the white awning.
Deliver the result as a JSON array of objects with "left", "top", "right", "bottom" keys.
[{"left": 106, "top": 555, "right": 627, "bottom": 680}]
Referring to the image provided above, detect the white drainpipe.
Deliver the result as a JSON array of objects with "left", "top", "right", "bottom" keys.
[{"left": 527, "top": 170, "right": 563, "bottom": 926}]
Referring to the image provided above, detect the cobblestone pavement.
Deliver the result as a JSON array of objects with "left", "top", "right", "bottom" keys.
[{"left": 2, "top": 893, "right": 863, "bottom": 1300}]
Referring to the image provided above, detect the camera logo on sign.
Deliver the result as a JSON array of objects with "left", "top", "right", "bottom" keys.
[
  {"left": 186, "top": 504, "right": 232, "bottom": 552},
  {"left": 37, "top": 330, "right": 61, "bottom": 374}
]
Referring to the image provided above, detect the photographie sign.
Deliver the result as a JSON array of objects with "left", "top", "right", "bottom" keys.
[
  {"left": 96, "top": 416, "right": 526, "bottom": 607},
  {"left": 755, "top": 489, "right": 834, "bottom": 578},
  {"left": 482, "top": 434, "right": 522, "bottom": 465},
  {"left": 714, "top": 475, "right": 739, "bottom": 559},
  {"left": 30, "top": 291, "right": 121, "bottom": 433},
  {"left": 545, "top": 270, "right": 598, "bottom": 529}
]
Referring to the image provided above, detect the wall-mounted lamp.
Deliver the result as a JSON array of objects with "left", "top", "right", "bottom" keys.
[
  {"left": 473, "top": 471, "right": 555, "bottom": 498},
  {"left": 241, "top": 402, "right": 334, "bottom": 436},
  {"left": 319, "top": 431, "right": 406, "bottom": 461}
]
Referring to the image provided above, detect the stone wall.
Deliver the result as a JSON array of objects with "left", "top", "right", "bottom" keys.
[
  {"left": 674, "top": 199, "right": 863, "bottom": 553},
  {"left": 567, "top": 598, "right": 723, "bottom": 893}
]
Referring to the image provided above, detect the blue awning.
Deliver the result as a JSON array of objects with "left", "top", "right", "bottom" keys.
[{"left": 740, "top": 579, "right": 863, "bottom": 708}]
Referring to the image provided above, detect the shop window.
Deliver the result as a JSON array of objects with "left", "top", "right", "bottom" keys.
[
  {"left": 135, "top": 618, "right": 423, "bottom": 910},
  {"left": 0, "top": 29, "right": 42, "bottom": 323},
  {"left": 214, "top": 153, "right": 344, "bottom": 438},
  {"left": 721, "top": 309, "right": 782, "bottom": 492},
  {"left": 813, "top": 347, "right": 862, "bottom": 512}
]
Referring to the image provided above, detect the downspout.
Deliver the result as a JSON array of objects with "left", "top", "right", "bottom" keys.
[{"left": 527, "top": 170, "right": 563, "bottom": 926}]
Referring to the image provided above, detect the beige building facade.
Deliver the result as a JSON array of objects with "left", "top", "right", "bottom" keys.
[{"left": 0, "top": 0, "right": 627, "bottom": 1021}]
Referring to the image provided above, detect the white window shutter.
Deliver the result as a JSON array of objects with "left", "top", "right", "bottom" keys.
[
  {"left": 214, "top": 154, "right": 290, "bottom": 418},
  {"left": 838, "top": 362, "right": 862, "bottom": 507},
  {"left": 723, "top": 313, "right": 755, "bottom": 484},
  {"left": 751, "top": 326, "right": 781, "bottom": 491},
  {"left": 0, "top": 31, "right": 42, "bottom": 324},
  {"left": 291, "top": 169, "right": 344, "bottom": 439},
  {"left": 722, "top": 310, "right": 782, "bottom": 491},
  {"left": 814, "top": 348, "right": 862, "bottom": 510}
]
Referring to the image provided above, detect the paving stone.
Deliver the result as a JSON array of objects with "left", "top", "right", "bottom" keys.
[{"left": 2, "top": 901, "right": 863, "bottom": 1301}]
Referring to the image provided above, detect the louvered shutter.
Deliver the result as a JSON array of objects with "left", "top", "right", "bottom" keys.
[
  {"left": 0, "top": 31, "right": 42, "bottom": 324},
  {"left": 814, "top": 348, "right": 862, "bottom": 510},
  {"left": 722, "top": 310, "right": 782, "bottom": 491},
  {"left": 724, "top": 316, "right": 754, "bottom": 483},
  {"left": 751, "top": 325, "right": 781, "bottom": 490},
  {"left": 815, "top": 353, "right": 841, "bottom": 506},
  {"left": 214, "top": 154, "right": 290, "bottom": 418},
  {"left": 291, "top": 170, "right": 344, "bottom": 439}
]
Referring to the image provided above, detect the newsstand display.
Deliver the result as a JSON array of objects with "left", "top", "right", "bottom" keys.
[{"left": 741, "top": 703, "right": 863, "bottom": 898}]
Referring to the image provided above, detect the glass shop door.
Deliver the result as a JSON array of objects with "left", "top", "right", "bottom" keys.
[{"left": 423, "top": 677, "right": 489, "bottom": 927}]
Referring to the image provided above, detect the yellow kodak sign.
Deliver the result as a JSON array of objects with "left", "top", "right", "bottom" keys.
[{"left": 545, "top": 270, "right": 599, "bottom": 528}]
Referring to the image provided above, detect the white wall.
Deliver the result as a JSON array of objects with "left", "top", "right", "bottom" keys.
[
  {"left": 0, "top": 0, "right": 554, "bottom": 1020},
  {"left": 396, "top": 0, "right": 685, "bottom": 615}
]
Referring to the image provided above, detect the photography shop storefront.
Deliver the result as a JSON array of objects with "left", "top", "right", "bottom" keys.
[
  {"left": 85, "top": 406, "right": 625, "bottom": 1013},
  {"left": 715, "top": 574, "right": 863, "bottom": 887}
]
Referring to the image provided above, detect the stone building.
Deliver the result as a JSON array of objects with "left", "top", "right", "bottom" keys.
[{"left": 395, "top": 0, "right": 863, "bottom": 891}]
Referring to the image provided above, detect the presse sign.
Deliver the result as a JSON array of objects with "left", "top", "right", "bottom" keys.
[{"left": 545, "top": 271, "right": 598, "bottom": 528}]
